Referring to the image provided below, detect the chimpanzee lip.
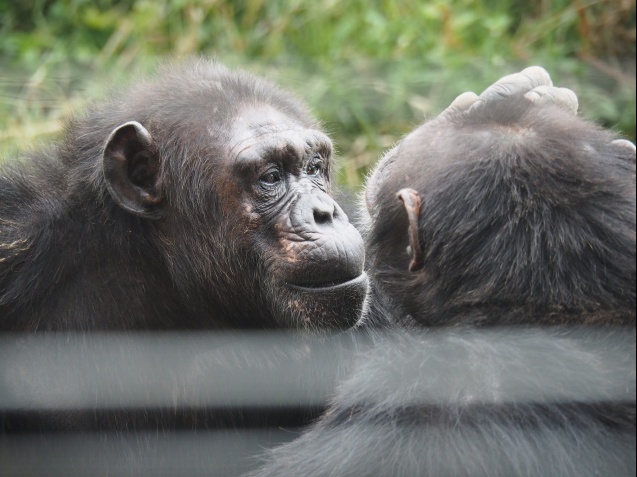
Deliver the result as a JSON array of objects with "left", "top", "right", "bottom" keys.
[{"left": 286, "top": 272, "right": 368, "bottom": 292}]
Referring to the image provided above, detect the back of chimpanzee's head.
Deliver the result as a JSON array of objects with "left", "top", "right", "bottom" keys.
[{"left": 364, "top": 95, "right": 636, "bottom": 327}]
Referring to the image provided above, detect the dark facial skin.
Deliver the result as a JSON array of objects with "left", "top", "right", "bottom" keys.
[{"left": 219, "top": 104, "right": 369, "bottom": 330}]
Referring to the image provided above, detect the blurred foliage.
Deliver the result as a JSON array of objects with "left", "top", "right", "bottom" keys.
[{"left": 0, "top": 0, "right": 635, "bottom": 187}]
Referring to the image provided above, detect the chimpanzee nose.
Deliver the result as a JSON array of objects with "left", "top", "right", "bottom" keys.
[
  {"left": 289, "top": 189, "right": 348, "bottom": 230},
  {"left": 313, "top": 195, "right": 336, "bottom": 225}
]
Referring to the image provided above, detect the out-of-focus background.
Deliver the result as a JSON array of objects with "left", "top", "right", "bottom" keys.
[{"left": 1, "top": 0, "right": 635, "bottom": 187}]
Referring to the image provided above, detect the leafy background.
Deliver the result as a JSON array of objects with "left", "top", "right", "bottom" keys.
[{"left": 1, "top": 0, "right": 635, "bottom": 187}]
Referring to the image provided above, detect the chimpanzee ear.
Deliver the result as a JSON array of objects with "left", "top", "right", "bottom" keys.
[
  {"left": 102, "top": 121, "right": 163, "bottom": 220},
  {"left": 396, "top": 188, "right": 424, "bottom": 272}
]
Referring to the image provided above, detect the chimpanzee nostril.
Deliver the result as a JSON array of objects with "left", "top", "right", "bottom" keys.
[
  {"left": 299, "top": 192, "right": 340, "bottom": 227},
  {"left": 312, "top": 196, "right": 336, "bottom": 225},
  {"left": 314, "top": 207, "right": 333, "bottom": 225}
]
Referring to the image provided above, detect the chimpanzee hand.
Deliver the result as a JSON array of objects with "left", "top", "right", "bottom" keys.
[{"left": 440, "top": 66, "right": 579, "bottom": 118}]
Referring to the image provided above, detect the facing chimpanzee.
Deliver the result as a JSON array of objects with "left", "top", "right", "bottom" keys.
[
  {"left": 0, "top": 60, "right": 367, "bottom": 332},
  {"left": 251, "top": 79, "right": 636, "bottom": 477}
]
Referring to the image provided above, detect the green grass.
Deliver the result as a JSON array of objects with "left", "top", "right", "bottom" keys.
[{"left": 1, "top": 0, "right": 635, "bottom": 187}]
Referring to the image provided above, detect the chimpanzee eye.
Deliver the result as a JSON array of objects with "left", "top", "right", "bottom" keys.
[
  {"left": 260, "top": 170, "right": 281, "bottom": 185},
  {"left": 306, "top": 158, "right": 323, "bottom": 177}
]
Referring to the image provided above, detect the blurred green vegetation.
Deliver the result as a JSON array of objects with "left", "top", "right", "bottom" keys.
[{"left": 1, "top": 0, "right": 635, "bottom": 187}]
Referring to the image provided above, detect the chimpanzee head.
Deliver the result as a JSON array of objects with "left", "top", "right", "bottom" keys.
[
  {"left": 94, "top": 60, "right": 367, "bottom": 331},
  {"left": 363, "top": 96, "right": 636, "bottom": 326}
]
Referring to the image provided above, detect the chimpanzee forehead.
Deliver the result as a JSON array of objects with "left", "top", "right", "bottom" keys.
[
  {"left": 231, "top": 104, "right": 305, "bottom": 138},
  {"left": 229, "top": 103, "right": 333, "bottom": 166}
]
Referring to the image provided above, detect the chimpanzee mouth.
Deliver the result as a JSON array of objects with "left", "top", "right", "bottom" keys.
[{"left": 286, "top": 272, "right": 368, "bottom": 292}]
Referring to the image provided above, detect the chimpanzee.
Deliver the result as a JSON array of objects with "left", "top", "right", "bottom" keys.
[
  {"left": 250, "top": 79, "right": 636, "bottom": 476},
  {"left": 0, "top": 59, "right": 368, "bottom": 332}
]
